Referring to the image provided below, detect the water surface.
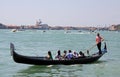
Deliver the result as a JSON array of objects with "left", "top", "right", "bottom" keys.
[{"left": 0, "top": 29, "right": 120, "bottom": 77}]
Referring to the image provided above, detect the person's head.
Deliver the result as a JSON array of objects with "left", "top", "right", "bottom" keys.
[
  {"left": 79, "top": 51, "right": 83, "bottom": 55},
  {"left": 64, "top": 50, "right": 67, "bottom": 54},
  {"left": 58, "top": 50, "right": 61, "bottom": 55},
  {"left": 48, "top": 51, "right": 51, "bottom": 55},
  {"left": 97, "top": 33, "right": 100, "bottom": 36},
  {"left": 48, "top": 51, "right": 52, "bottom": 56},
  {"left": 69, "top": 50, "right": 72, "bottom": 53},
  {"left": 74, "top": 51, "right": 76, "bottom": 54}
]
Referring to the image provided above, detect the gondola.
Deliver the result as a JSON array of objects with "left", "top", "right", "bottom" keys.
[{"left": 10, "top": 43, "right": 107, "bottom": 65}]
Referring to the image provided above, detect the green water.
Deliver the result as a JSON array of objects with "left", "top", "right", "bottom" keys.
[{"left": 0, "top": 29, "right": 120, "bottom": 77}]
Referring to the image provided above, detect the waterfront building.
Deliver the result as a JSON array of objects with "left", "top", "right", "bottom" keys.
[
  {"left": 108, "top": 24, "right": 120, "bottom": 31},
  {"left": 35, "top": 19, "right": 49, "bottom": 30},
  {"left": 0, "top": 23, "right": 7, "bottom": 29}
]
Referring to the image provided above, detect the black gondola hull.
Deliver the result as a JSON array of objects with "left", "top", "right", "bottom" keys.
[{"left": 10, "top": 43, "right": 107, "bottom": 65}]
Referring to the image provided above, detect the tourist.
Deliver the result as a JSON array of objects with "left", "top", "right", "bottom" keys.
[
  {"left": 66, "top": 50, "right": 74, "bottom": 59},
  {"left": 62, "top": 50, "right": 67, "bottom": 59},
  {"left": 55, "top": 50, "right": 62, "bottom": 60},
  {"left": 46, "top": 51, "right": 53, "bottom": 60},
  {"left": 73, "top": 51, "right": 79, "bottom": 58},
  {"left": 78, "top": 51, "right": 85, "bottom": 58},
  {"left": 96, "top": 33, "right": 104, "bottom": 54}
]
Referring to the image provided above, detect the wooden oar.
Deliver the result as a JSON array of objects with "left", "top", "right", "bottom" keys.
[
  {"left": 88, "top": 43, "right": 97, "bottom": 51},
  {"left": 83, "top": 43, "right": 97, "bottom": 55}
]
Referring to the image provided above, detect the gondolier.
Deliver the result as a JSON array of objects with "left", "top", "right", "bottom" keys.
[{"left": 96, "top": 33, "right": 104, "bottom": 54}]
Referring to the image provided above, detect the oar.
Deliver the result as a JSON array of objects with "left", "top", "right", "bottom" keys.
[
  {"left": 87, "top": 43, "right": 97, "bottom": 51},
  {"left": 83, "top": 43, "right": 97, "bottom": 55}
]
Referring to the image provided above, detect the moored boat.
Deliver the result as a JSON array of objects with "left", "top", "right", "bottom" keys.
[{"left": 10, "top": 43, "right": 107, "bottom": 65}]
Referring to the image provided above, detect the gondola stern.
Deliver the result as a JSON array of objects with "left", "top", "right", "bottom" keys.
[
  {"left": 10, "top": 43, "right": 15, "bottom": 56},
  {"left": 101, "top": 42, "right": 107, "bottom": 54}
]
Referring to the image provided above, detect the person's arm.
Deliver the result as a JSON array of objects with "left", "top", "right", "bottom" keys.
[{"left": 101, "top": 36, "right": 104, "bottom": 42}]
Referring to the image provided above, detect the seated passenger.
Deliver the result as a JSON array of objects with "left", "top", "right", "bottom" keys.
[
  {"left": 78, "top": 51, "right": 85, "bottom": 58},
  {"left": 62, "top": 50, "right": 67, "bottom": 59},
  {"left": 55, "top": 50, "right": 62, "bottom": 60},
  {"left": 73, "top": 51, "right": 79, "bottom": 58},
  {"left": 66, "top": 50, "right": 74, "bottom": 59},
  {"left": 46, "top": 51, "right": 53, "bottom": 60}
]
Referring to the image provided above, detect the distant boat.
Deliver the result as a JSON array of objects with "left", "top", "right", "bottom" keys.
[
  {"left": 11, "top": 29, "right": 17, "bottom": 32},
  {"left": 43, "top": 30, "right": 46, "bottom": 32},
  {"left": 65, "top": 30, "right": 71, "bottom": 33},
  {"left": 78, "top": 30, "right": 82, "bottom": 32},
  {"left": 10, "top": 43, "right": 107, "bottom": 65}
]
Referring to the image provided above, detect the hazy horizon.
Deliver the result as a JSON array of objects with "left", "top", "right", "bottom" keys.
[{"left": 1, "top": 0, "right": 120, "bottom": 27}]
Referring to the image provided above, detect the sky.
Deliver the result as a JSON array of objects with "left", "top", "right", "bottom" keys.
[{"left": 1, "top": 0, "right": 120, "bottom": 27}]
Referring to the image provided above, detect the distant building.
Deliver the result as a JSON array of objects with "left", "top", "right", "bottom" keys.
[
  {"left": 108, "top": 24, "right": 120, "bottom": 31},
  {"left": 116, "top": 24, "right": 120, "bottom": 31},
  {"left": 7, "top": 25, "right": 20, "bottom": 29},
  {"left": 0, "top": 23, "right": 7, "bottom": 29}
]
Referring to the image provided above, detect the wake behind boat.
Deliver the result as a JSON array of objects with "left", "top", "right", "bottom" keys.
[{"left": 10, "top": 43, "right": 107, "bottom": 65}]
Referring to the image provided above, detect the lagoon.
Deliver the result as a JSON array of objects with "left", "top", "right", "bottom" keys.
[{"left": 0, "top": 29, "right": 120, "bottom": 77}]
